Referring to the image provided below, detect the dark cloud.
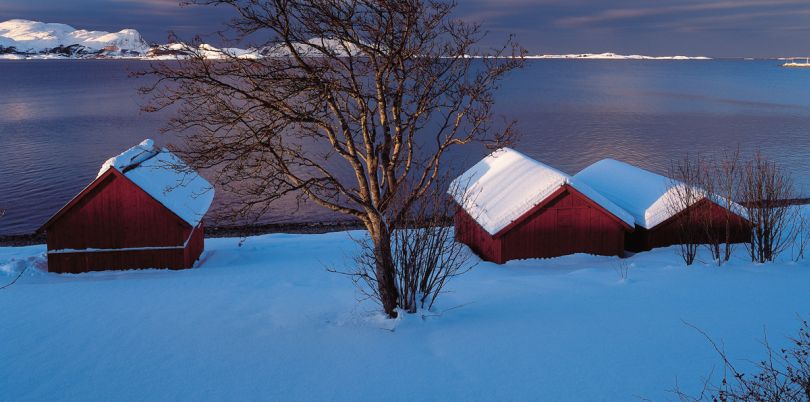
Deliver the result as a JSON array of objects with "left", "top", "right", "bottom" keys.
[
  {"left": 1, "top": 0, "right": 809, "bottom": 57},
  {"left": 454, "top": 0, "right": 810, "bottom": 57}
]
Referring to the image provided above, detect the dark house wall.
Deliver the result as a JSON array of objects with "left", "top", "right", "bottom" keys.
[
  {"left": 47, "top": 170, "right": 190, "bottom": 251},
  {"left": 455, "top": 185, "right": 630, "bottom": 264},
  {"left": 44, "top": 169, "right": 204, "bottom": 273},
  {"left": 455, "top": 208, "right": 503, "bottom": 263},
  {"left": 626, "top": 198, "right": 751, "bottom": 252}
]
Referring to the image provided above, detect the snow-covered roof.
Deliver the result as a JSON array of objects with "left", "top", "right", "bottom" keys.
[
  {"left": 573, "top": 159, "right": 700, "bottom": 229},
  {"left": 449, "top": 148, "right": 634, "bottom": 236},
  {"left": 98, "top": 139, "right": 215, "bottom": 227}
]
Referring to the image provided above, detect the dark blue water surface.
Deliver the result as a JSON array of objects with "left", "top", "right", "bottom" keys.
[{"left": 2, "top": 59, "right": 810, "bottom": 235}]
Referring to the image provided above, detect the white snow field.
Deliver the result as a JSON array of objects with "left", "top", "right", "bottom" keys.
[{"left": 2, "top": 231, "right": 810, "bottom": 401}]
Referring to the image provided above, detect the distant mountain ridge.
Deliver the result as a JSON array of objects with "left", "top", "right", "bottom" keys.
[
  {"left": 0, "top": 19, "right": 713, "bottom": 60},
  {"left": 0, "top": 19, "right": 150, "bottom": 57}
]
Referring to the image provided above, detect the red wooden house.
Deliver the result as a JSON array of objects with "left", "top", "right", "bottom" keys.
[
  {"left": 41, "top": 139, "right": 215, "bottom": 273},
  {"left": 449, "top": 148, "right": 636, "bottom": 264},
  {"left": 574, "top": 159, "right": 750, "bottom": 252}
]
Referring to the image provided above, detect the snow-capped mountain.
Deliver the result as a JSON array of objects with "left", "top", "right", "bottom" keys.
[
  {"left": 260, "top": 37, "right": 363, "bottom": 57},
  {"left": 0, "top": 19, "right": 713, "bottom": 61},
  {"left": 146, "top": 43, "right": 261, "bottom": 59},
  {"left": 0, "top": 19, "right": 150, "bottom": 57}
]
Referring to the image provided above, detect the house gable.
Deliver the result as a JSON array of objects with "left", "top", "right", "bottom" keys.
[
  {"left": 493, "top": 184, "right": 634, "bottom": 239},
  {"left": 45, "top": 169, "right": 191, "bottom": 251},
  {"left": 498, "top": 186, "right": 630, "bottom": 261},
  {"left": 98, "top": 139, "right": 214, "bottom": 227}
]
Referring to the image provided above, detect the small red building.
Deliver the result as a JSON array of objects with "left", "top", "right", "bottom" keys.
[
  {"left": 41, "top": 139, "right": 215, "bottom": 273},
  {"left": 574, "top": 159, "right": 750, "bottom": 252},
  {"left": 450, "top": 148, "right": 636, "bottom": 264}
]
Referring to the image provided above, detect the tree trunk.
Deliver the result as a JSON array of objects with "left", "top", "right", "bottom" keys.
[{"left": 368, "top": 218, "right": 400, "bottom": 318}]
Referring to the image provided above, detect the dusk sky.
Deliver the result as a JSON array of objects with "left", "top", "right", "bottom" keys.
[{"left": 1, "top": 0, "right": 809, "bottom": 58}]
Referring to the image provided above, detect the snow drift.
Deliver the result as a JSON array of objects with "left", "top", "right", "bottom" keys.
[{"left": 1, "top": 227, "right": 809, "bottom": 401}]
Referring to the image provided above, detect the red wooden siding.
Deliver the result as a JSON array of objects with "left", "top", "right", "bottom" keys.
[
  {"left": 47, "top": 249, "right": 187, "bottom": 274},
  {"left": 46, "top": 170, "right": 189, "bottom": 251},
  {"left": 455, "top": 208, "right": 503, "bottom": 263},
  {"left": 455, "top": 184, "right": 630, "bottom": 264},
  {"left": 43, "top": 169, "right": 205, "bottom": 273},
  {"left": 626, "top": 198, "right": 751, "bottom": 252},
  {"left": 46, "top": 224, "right": 205, "bottom": 274}
]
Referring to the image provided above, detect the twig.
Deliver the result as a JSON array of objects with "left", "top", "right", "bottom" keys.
[{"left": 0, "top": 264, "right": 28, "bottom": 291}]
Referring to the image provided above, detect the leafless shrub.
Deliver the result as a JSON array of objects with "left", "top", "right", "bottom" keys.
[
  {"left": 614, "top": 259, "right": 632, "bottom": 281},
  {"left": 699, "top": 159, "right": 723, "bottom": 264},
  {"left": 668, "top": 150, "right": 802, "bottom": 266},
  {"left": 669, "top": 154, "right": 707, "bottom": 266},
  {"left": 341, "top": 181, "right": 475, "bottom": 313},
  {"left": 701, "top": 149, "right": 745, "bottom": 265},
  {"left": 739, "top": 152, "right": 801, "bottom": 263},
  {"left": 672, "top": 320, "right": 810, "bottom": 402}
]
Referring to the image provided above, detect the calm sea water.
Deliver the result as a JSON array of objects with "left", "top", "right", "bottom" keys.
[{"left": 2, "top": 59, "right": 810, "bottom": 235}]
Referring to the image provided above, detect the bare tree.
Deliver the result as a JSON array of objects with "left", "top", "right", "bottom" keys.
[
  {"left": 344, "top": 179, "right": 475, "bottom": 313},
  {"left": 739, "top": 152, "right": 801, "bottom": 263},
  {"left": 141, "top": 0, "right": 523, "bottom": 317},
  {"left": 668, "top": 155, "right": 707, "bottom": 265}
]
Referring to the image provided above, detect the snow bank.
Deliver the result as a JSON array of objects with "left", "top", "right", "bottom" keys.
[
  {"left": 98, "top": 139, "right": 214, "bottom": 227},
  {"left": 1, "top": 229, "right": 809, "bottom": 401},
  {"left": 0, "top": 19, "right": 149, "bottom": 54},
  {"left": 449, "top": 148, "right": 633, "bottom": 235},
  {"left": 0, "top": 248, "right": 45, "bottom": 278}
]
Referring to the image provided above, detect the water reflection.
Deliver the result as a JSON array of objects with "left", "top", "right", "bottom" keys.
[
  {"left": 1, "top": 59, "right": 810, "bottom": 235},
  {"left": 0, "top": 102, "right": 37, "bottom": 122}
]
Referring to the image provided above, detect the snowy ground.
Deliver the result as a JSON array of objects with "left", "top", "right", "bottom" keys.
[{"left": 2, "top": 231, "right": 810, "bottom": 401}]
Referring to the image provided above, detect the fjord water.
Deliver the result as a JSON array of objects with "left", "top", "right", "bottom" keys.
[{"left": 2, "top": 59, "right": 810, "bottom": 235}]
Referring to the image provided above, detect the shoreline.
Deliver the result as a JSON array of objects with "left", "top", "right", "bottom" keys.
[
  {"left": 2, "top": 198, "right": 808, "bottom": 247},
  {"left": 0, "top": 220, "right": 365, "bottom": 247}
]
